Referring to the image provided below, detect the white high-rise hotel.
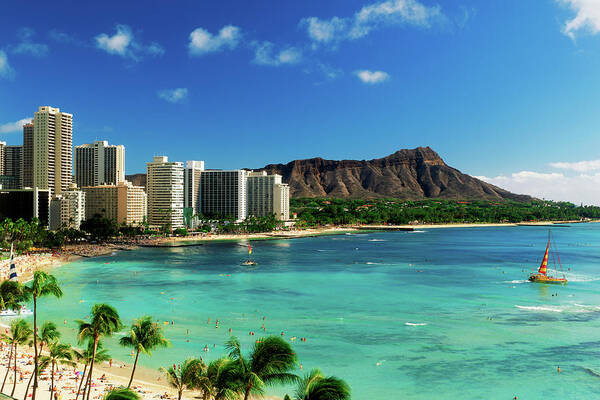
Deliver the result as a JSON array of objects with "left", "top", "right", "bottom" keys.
[
  {"left": 26, "top": 106, "right": 73, "bottom": 196},
  {"left": 75, "top": 141, "right": 125, "bottom": 187},
  {"left": 147, "top": 156, "right": 184, "bottom": 229}
]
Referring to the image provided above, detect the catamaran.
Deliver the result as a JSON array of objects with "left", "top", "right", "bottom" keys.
[
  {"left": 528, "top": 231, "right": 567, "bottom": 284},
  {"left": 241, "top": 245, "right": 258, "bottom": 266}
]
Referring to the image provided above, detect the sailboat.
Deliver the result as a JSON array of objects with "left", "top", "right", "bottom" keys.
[
  {"left": 528, "top": 231, "right": 567, "bottom": 284},
  {"left": 241, "top": 245, "right": 258, "bottom": 266}
]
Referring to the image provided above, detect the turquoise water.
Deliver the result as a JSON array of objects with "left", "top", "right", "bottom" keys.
[{"left": 14, "top": 224, "right": 600, "bottom": 399}]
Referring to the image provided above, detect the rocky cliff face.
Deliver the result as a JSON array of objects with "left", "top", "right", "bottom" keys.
[{"left": 256, "top": 147, "right": 530, "bottom": 201}]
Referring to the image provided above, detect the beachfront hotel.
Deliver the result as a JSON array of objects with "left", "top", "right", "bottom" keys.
[
  {"left": 0, "top": 188, "right": 50, "bottom": 226},
  {"left": 74, "top": 140, "right": 125, "bottom": 187},
  {"left": 49, "top": 186, "right": 86, "bottom": 230},
  {"left": 24, "top": 106, "right": 73, "bottom": 196},
  {"left": 82, "top": 181, "right": 147, "bottom": 226},
  {"left": 147, "top": 156, "right": 184, "bottom": 229},
  {"left": 247, "top": 171, "right": 290, "bottom": 220},
  {"left": 195, "top": 169, "right": 248, "bottom": 222}
]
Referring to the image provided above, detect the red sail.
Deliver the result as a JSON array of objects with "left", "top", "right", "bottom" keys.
[{"left": 538, "top": 239, "right": 550, "bottom": 275}]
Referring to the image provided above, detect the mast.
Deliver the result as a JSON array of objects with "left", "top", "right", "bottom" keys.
[{"left": 538, "top": 238, "right": 550, "bottom": 276}]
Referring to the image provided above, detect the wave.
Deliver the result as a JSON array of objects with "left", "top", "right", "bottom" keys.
[
  {"left": 368, "top": 239, "right": 386, "bottom": 242},
  {"left": 409, "top": 230, "right": 426, "bottom": 233},
  {"left": 515, "top": 305, "right": 564, "bottom": 313},
  {"left": 405, "top": 322, "right": 427, "bottom": 326},
  {"left": 365, "top": 262, "right": 382, "bottom": 265},
  {"left": 562, "top": 272, "right": 600, "bottom": 282},
  {"left": 505, "top": 280, "right": 528, "bottom": 284}
]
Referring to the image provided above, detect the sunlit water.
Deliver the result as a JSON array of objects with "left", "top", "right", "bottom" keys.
[{"left": 10, "top": 224, "right": 600, "bottom": 399}]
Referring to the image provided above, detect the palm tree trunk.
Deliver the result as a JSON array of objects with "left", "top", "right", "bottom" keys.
[
  {"left": 244, "top": 384, "right": 252, "bottom": 400},
  {"left": 49, "top": 362, "right": 55, "bottom": 400},
  {"left": 85, "top": 336, "right": 99, "bottom": 400},
  {"left": 25, "top": 343, "right": 45, "bottom": 400},
  {"left": 178, "top": 389, "right": 183, "bottom": 400},
  {"left": 1, "top": 343, "right": 14, "bottom": 392},
  {"left": 74, "top": 364, "right": 87, "bottom": 400},
  {"left": 10, "top": 344, "right": 17, "bottom": 396},
  {"left": 127, "top": 349, "right": 140, "bottom": 388},
  {"left": 32, "top": 296, "right": 38, "bottom": 400}
]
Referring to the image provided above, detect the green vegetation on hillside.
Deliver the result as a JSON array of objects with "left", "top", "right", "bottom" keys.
[{"left": 291, "top": 198, "right": 600, "bottom": 227}]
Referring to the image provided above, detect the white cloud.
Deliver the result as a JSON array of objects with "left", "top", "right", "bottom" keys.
[
  {"left": 355, "top": 69, "right": 390, "bottom": 84},
  {"left": 558, "top": 0, "right": 600, "bottom": 39},
  {"left": 10, "top": 27, "right": 49, "bottom": 57},
  {"left": 0, "top": 51, "right": 14, "bottom": 79},
  {"left": 0, "top": 118, "right": 31, "bottom": 134},
  {"left": 95, "top": 25, "right": 164, "bottom": 61},
  {"left": 252, "top": 41, "right": 302, "bottom": 66},
  {"left": 188, "top": 25, "right": 241, "bottom": 56},
  {"left": 549, "top": 159, "right": 600, "bottom": 172},
  {"left": 157, "top": 88, "right": 188, "bottom": 103},
  {"left": 301, "top": 0, "right": 444, "bottom": 46},
  {"left": 477, "top": 170, "right": 600, "bottom": 205}
]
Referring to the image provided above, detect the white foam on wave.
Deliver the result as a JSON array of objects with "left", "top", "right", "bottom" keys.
[
  {"left": 409, "top": 230, "right": 426, "bottom": 233},
  {"left": 405, "top": 322, "right": 427, "bottom": 326},
  {"left": 368, "top": 239, "right": 386, "bottom": 242},
  {"left": 515, "top": 305, "right": 564, "bottom": 313},
  {"left": 506, "top": 280, "right": 528, "bottom": 284},
  {"left": 365, "top": 262, "right": 382, "bottom": 265},
  {"left": 573, "top": 303, "right": 600, "bottom": 312},
  {"left": 562, "top": 273, "right": 600, "bottom": 282}
]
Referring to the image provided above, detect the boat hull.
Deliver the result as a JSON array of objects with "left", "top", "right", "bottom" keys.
[{"left": 528, "top": 274, "right": 567, "bottom": 285}]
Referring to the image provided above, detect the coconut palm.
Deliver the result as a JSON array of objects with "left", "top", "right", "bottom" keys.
[
  {"left": 0, "top": 319, "right": 32, "bottom": 396},
  {"left": 197, "top": 357, "right": 239, "bottom": 400},
  {"left": 293, "top": 369, "right": 350, "bottom": 400},
  {"left": 23, "top": 271, "right": 63, "bottom": 400},
  {"left": 0, "top": 280, "right": 26, "bottom": 312},
  {"left": 40, "top": 342, "right": 75, "bottom": 399},
  {"left": 76, "top": 303, "right": 122, "bottom": 400},
  {"left": 24, "top": 321, "right": 61, "bottom": 400},
  {"left": 73, "top": 341, "right": 111, "bottom": 400},
  {"left": 102, "top": 387, "right": 140, "bottom": 400},
  {"left": 119, "top": 315, "right": 170, "bottom": 388},
  {"left": 226, "top": 336, "right": 298, "bottom": 400},
  {"left": 159, "top": 358, "right": 204, "bottom": 400}
]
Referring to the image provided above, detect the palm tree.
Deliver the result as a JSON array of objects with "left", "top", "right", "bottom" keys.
[
  {"left": 23, "top": 271, "right": 63, "bottom": 400},
  {"left": 0, "top": 319, "right": 32, "bottom": 396},
  {"left": 103, "top": 387, "right": 140, "bottom": 400},
  {"left": 119, "top": 316, "right": 170, "bottom": 388},
  {"left": 0, "top": 280, "right": 25, "bottom": 312},
  {"left": 24, "top": 321, "right": 61, "bottom": 400},
  {"left": 40, "top": 342, "right": 75, "bottom": 399},
  {"left": 159, "top": 358, "right": 204, "bottom": 400},
  {"left": 293, "top": 369, "right": 350, "bottom": 400},
  {"left": 226, "top": 336, "right": 298, "bottom": 400},
  {"left": 76, "top": 303, "right": 122, "bottom": 400},
  {"left": 73, "top": 341, "right": 111, "bottom": 400},
  {"left": 197, "top": 357, "right": 239, "bottom": 400}
]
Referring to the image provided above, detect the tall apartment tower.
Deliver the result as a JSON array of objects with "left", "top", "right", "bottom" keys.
[
  {"left": 183, "top": 160, "right": 205, "bottom": 215},
  {"left": 198, "top": 170, "right": 248, "bottom": 222},
  {"left": 22, "top": 123, "right": 34, "bottom": 188},
  {"left": 75, "top": 141, "right": 125, "bottom": 187},
  {"left": 247, "top": 171, "right": 290, "bottom": 220},
  {"left": 25, "top": 107, "right": 72, "bottom": 195},
  {"left": 0, "top": 142, "right": 5, "bottom": 175},
  {"left": 146, "top": 156, "right": 184, "bottom": 229}
]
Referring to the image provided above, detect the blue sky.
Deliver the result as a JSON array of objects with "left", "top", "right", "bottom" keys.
[{"left": 1, "top": 0, "right": 600, "bottom": 203}]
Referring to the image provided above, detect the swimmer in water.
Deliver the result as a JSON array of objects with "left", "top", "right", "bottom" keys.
[{"left": 557, "top": 366, "right": 561, "bottom": 374}]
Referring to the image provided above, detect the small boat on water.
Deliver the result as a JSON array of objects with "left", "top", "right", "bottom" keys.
[
  {"left": 241, "top": 245, "right": 258, "bottom": 266},
  {"left": 528, "top": 231, "right": 567, "bottom": 284},
  {"left": 0, "top": 306, "right": 33, "bottom": 317}
]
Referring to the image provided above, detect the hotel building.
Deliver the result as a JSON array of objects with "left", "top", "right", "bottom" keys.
[
  {"left": 0, "top": 188, "right": 50, "bottom": 226},
  {"left": 75, "top": 140, "right": 125, "bottom": 187},
  {"left": 246, "top": 171, "right": 290, "bottom": 220},
  {"left": 146, "top": 156, "right": 184, "bottom": 229},
  {"left": 49, "top": 186, "right": 86, "bottom": 230},
  {"left": 23, "top": 106, "right": 73, "bottom": 196},
  {"left": 196, "top": 169, "right": 248, "bottom": 222},
  {"left": 82, "top": 181, "right": 147, "bottom": 225}
]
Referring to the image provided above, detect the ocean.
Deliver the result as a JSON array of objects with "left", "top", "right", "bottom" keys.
[{"left": 17, "top": 224, "right": 600, "bottom": 399}]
